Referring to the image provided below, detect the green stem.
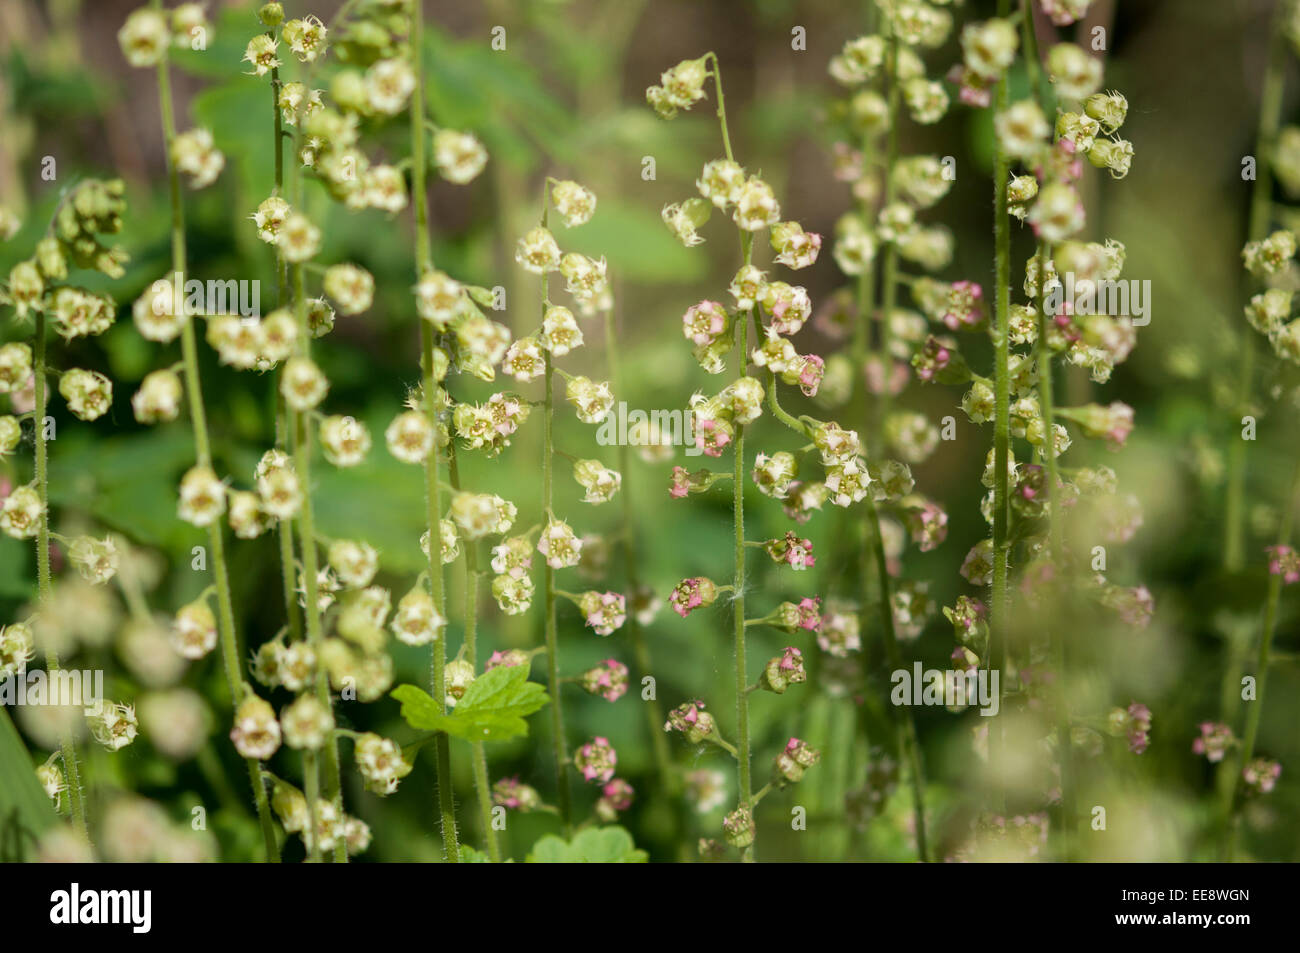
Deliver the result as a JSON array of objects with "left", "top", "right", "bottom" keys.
[
  {"left": 410, "top": 0, "right": 460, "bottom": 862},
  {"left": 1019, "top": 0, "right": 1044, "bottom": 105},
  {"left": 1222, "top": 455, "right": 1300, "bottom": 859},
  {"left": 1225, "top": 3, "right": 1287, "bottom": 574},
  {"left": 543, "top": 345, "right": 573, "bottom": 833},
  {"left": 707, "top": 53, "right": 735, "bottom": 164},
  {"left": 449, "top": 449, "right": 500, "bottom": 862},
  {"left": 465, "top": 559, "right": 498, "bottom": 860},
  {"left": 866, "top": 494, "right": 929, "bottom": 861},
  {"left": 269, "top": 57, "right": 301, "bottom": 646},
  {"left": 871, "top": 19, "right": 928, "bottom": 863},
  {"left": 33, "top": 310, "right": 90, "bottom": 843},
  {"left": 1035, "top": 241, "right": 1073, "bottom": 859},
  {"left": 877, "top": 31, "right": 901, "bottom": 435},
  {"left": 289, "top": 259, "right": 345, "bottom": 863},
  {"left": 989, "top": 0, "right": 1014, "bottom": 816},
  {"left": 302, "top": 749, "right": 322, "bottom": 863},
  {"left": 154, "top": 35, "right": 278, "bottom": 863},
  {"left": 721, "top": 61, "right": 754, "bottom": 854}
]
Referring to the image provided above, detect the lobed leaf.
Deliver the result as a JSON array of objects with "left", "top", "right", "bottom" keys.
[
  {"left": 526, "top": 826, "right": 648, "bottom": 863},
  {"left": 392, "top": 664, "right": 550, "bottom": 743}
]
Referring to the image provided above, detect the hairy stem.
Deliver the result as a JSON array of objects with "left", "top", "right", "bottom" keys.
[
  {"left": 543, "top": 344, "right": 573, "bottom": 832},
  {"left": 269, "top": 58, "right": 301, "bottom": 645},
  {"left": 464, "top": 553, "right": 499, "bottom": 860},
  {"left": 989, "top": 0, "right": 1014, "bottom": 815},
  {"left": 1222, "top": 456, "right": 1300, "bottom": 859},
  {"left": 289, "top": 258, "right": 345, "bottom": 863},
  {"left": 448, "top": 447, "right": 500, "bottom": 861},
  {"left": 711, "top": 57, "right": 754, "bottom": 859},
  {"left": 867, "top": 493, "right": 929, "bottom": 862},
  {"left": 870, "top": 23, "right": 929, "bottom": 862},
  {"left": 33, "top": 309, "right": 90, "bottom": 842},
  {"left": 734, "top": 285, "right": 752, "bottom": 862},
  {"left": 410, "top": 0, "right": 460, "bottom": 862},
  {"left": 1034, "top": 241, "right": 1072, "bottom": 859}
]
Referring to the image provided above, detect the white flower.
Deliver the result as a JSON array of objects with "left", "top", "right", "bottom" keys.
[
  {"left": 178, "top": 465, "right": 226, "bottom": 527},
  {"left": 551, "top": 180, "right": 597, "bottom": 227},
  {"left": 320, "top": 415, "right": 371, "bottom": 467},
  {"left": 515, "top": 227, "right": 561, "bottom": 274},
  {"left": 133, "top": 278, "right": 186, "bottom": 343},
  {"left": 68, "top": 536, "right": 120, "bottom": 585},
  {"left": 414, "top": 270, "right": 464, "bottom": 327},
  {"left": 328, "top": 540, "right": 379, "bottom": 588},
  {"left": 119, "top": 9, "right": 171, "bottom": 68},
  {"left": 281, "top": 695, "right": 333, "bottom": 750},
  {"left": 88, "top": 701, "right": 138, "bottom": 751},
  {"left": 59, "top": 368, "right": 113, "bottom": 421},
  {"left": 385, "top": 410, "right": 434, "bottom": 464},
  {"left": 171, "top": 128, "right": 224, "bottom": 189},
  {"left": 132, "top": 370, "right": 183, "bottom": 424},
  {"left": 280, "top": 356, "right": 328, "bottom": 411},
  {"left": 433, "top": 129, "right": 488, "bottom": 184},
  {"left": 277, "top": 212, "right": 321, "bottom": 263},
  {"left": 537, "top": 518, "right": 583, "bottom": 569},
  {"left": 172, "top": 602, "right": 217, "bottom": 660},
  {"left": 732, "top": 177, "right": 780, "bottom": 231},
  {"left": 365, "top": 58, "right": 415, "bottom": 114}
]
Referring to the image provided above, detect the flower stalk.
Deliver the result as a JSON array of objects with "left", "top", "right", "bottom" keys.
[
  {"left": 410, "top": 0, "right": 460, "bottom": 862},
  {"left": 152, "top": 26, "right": 278, "bottom": 863},
  {"left": 32, "top": 308, "right": 89, "bottom": 842}
]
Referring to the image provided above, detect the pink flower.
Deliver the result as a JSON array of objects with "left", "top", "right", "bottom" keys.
[
  {"left": 1071, "top": 401, "right": 1135, "bottom": 450},
  {"left": 682, "top": 300, "right": 728, "bottom": 347},
  {"left": 669, "top": 577, "right": 718, "bottom": 618},
  {"left": 670, "top": 465, "right": 691, "bottom": 499},
  {"left": 491, "top": 776, "right": 541, "bottom": 811},
  {"left": 764, "top": 530, "right": 816, "bottom": 570},
  {"left": 941, "top": 281, "right": 985, "bottom": 331},
  {"left": 486, "top": 649, "right": 528, "bottom": 670},
  {"left": 795, "top": 353, "right": 824, "bottom": 397},
  {"left": 596, "top": 778, "right": 635, "bottom": 820},
  {"left": 693, "top": 417, "right": 730, "bottom": 458},
  {"left": 912, "top": 336, "right": 953, "bottom": 383},
  {"left": 579, "top": 590, "right": 626, "bottom": 636},
  {"left": 947, "top": 65, "right": 992, "bottom": 108},
  {"left": 1125, "top": 703, "right": 1152, "bottom": 753},
  {"left": 1266, "top": 545, "right": 1300, "bottom": 584},
  {"left": 775, "top": 596, "right": 822, "bottom": 632},
  {"left": 573, "top": 736, "right": 617, "bottom": 784},
  {"left": 1192, "top": 722, "right": 1235, "bottom": 763},
  {"left": 1243, "top": 758, "right": 1282, "bottom": 794},
  {"left": 864, "top": 355, "right": 908, "bottom": 396},
  {"left": 581, "top": 659, "right": 629, "bottom": 702},
  {"left": 905, "top": 502, "right": 949, "bottom": 552}
]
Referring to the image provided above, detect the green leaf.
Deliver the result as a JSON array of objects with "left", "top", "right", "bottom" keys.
[
  {"left": 526, "top": 826, "right": 648, "bottom": 863},
  {"left": 0, "top": 709, "right": 58, "bottom": 861},
  {"left": 458, "top": 844, "right": 495, "bottom": 863},
  {"left": 45, "top": 429, "right": 200, "bottom": 549},
  {"left": 392, "top": 664, "right": 549, "bottom": 743}
]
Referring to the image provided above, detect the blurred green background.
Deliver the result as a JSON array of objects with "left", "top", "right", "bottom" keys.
[{"left": 1, "top": 0, "right": 1298, "bottom": 861}]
